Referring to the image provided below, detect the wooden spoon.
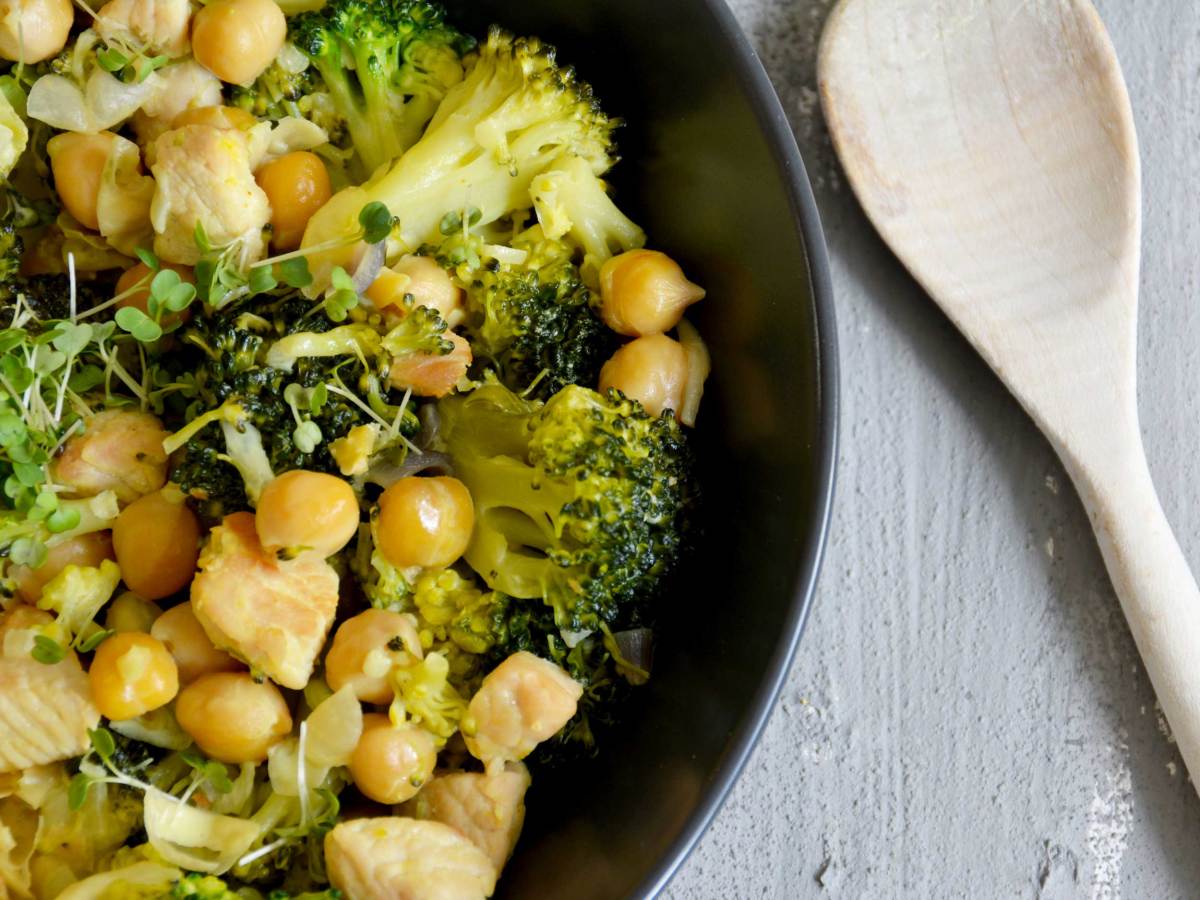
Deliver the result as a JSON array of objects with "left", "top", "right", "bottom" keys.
[{"left": 820, "top": 0, "right": 1200, "bottom": 791}]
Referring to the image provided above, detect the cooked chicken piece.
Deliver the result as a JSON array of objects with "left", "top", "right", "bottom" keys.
[
  {"left": 462, "top": 651, "right": 582, "bottom": 774},
  {"left": 191, "top": 512, "right": 339, "bottom": 690},
  {"left": 325, "top": 818, "right": 496, "bottom": 900},
  {"left": 132, "top": 60, "right": 222, "bottom": 150},
  {"left": 388, "top": 332, "right": 472, "bottom": 398},
  {"left": 94, "top": 0, "right": 191, "bottom": 57},
  {"left": 401, "top": 763, "right": 531, "bottom": 871},
  {"left": 150, "top": 124, "right": 270, "bottom": 265},
  {"left": 0, "top": 655, "right": 99, "bottom": 774},
  {"left": 50, "top": 410, "right": 168, "bottom": 503}
]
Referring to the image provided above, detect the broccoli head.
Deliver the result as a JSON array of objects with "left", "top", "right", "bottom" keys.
[
  {"left": 436, "top": 381, "right": 693, "bottom": 634},
  {"left": 301, "top": 28, "right": 618, "bottom": 284},
  {"left": 446, "top": 234, "right": 614, "bottom": 399},
  {"left": 289, "top": 0, "right": 475, "bottom": 176},
  {"left": 230, "top": 60, "right": 348, "bottom": 147},
  {"left": 162, "top": 297, "right": 418, "bottom": 517}
]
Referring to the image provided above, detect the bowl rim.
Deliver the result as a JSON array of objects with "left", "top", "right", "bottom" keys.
[{"left": 636, "top": 3, "right": 840, "bottom": 897}]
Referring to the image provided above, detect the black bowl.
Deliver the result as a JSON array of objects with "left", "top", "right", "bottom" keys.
[{"left": 443, "top": 1, "right": 839, "bottom": 895}]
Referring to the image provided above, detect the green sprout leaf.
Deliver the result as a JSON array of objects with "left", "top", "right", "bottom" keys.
[
  {"left": 89, "top": 727, "right": 116, "bottom": 765},
  {"left": 67, "top": 772, "right": 94, "bottom": 810},
  {"left": 359, "top": 201, "right": 394, "bottom": 244},
  {"left": 31, "top": 635, "right": 66, "bottom": 665},
  {"left": 96, "top": 47, "right": 128, "bottom": 72},
  {"left": 45, "top": 505, "right": 81, "bottom": 533},
  {"left": 135, "top": 247, "right": 159, "bottom": 271},
  {"left": 278, "top": 257, "right": 312, "bottom": 289},
  {"left": 248, "top": 265, "right": 277, "bottom": 295},
  {"left": 77, "top": 629, "right": 114, "bottom": 653},
  {"left": 293, "top": 420, "right": 322, "bottom": 454},
  {"left": 115, "top": 306, "right": 164, "bottom": 343}
]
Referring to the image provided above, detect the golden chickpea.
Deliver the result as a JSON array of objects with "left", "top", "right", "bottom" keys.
[
  {"left": 175, "top": 671, "right": 293, "bottom": 763},
  {"left": 104, "top": 592, "right": 163, "bottom": 634},
  {"left": 89, "top": 632, "right": 180, "bottom": 721},
  {"left": 366, "top": 256, "right": 463, "bottom": 324},
  {"left": 0, "top": 0, "right": 73, "bottom": 64},
  {"left": 325, "top": 609, "right": 420, "bottom": 705},
  {"left": 598, "top": 250, "right": 706, "bottom": 337},
  {"left": 10, "top": 531, "right": 113, "bottom": 604},
  {"left": 112, "top": 489, "right": 201, "bottom": 601},
  {"left": 599, "top": 334, "right": 689, "bottom": 420},
  {"left": 376, "top": 476, "right": 474, "bottom": 570},
  {"left": 151, "top": 601, "right": 243, "bottom": 685},
  {"left": 47, "top": 132, "right": 118, "bottom": 231},
  {"left": 170, "top": 104, "right": 258, "bottom": 132},
  {"left": 255, "top": 470, "right": 359, "bottom": 558},
  {"left": 191, "top": 0, "right": 286, "bottom": 85},
  {"left": 256, "top": 151, "right": 333, "bottom": 252},
  {"left": 349, "top": 713, "right": 437, "bottom": 805}
]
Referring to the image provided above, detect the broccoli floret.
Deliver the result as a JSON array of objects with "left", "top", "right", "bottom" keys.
[
  {"left": 301, "top": 29, "right": 618, "bottom": 281},
  {"left": 230, "top": 59, "right": 348, "bottom": 147},
  {"left": 170, "top": 874, "right": 241, "bottom": 899},
  {"left": 389, "top": 649, "right": 467, "bottom": 743},
  {"left": 529, "top": 154, "right": 646, "bottom": 282},
  {"left": 435, "top": 381, "right": 693, "bottom": 635},
  {"left": 447, "top": 235, "right": 614, "bottom": 398},
  {"left": 163, "top": 297, "right": 418, "bottom": 516},
  {"left": 380, "top": 304, "right": 453, "bottom": 358},
  {"left": 289, "top": 0, "right": 475, "bottom": 176}
]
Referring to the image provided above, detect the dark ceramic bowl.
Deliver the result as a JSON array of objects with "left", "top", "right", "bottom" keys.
[{"left": 444, "top": 1, "right": 839, "bottom": 896}]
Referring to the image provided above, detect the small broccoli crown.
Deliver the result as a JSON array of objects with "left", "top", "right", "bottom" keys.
[
  {"left": 0, "top": 223, "right": 21, "bottom": 288},
  {"left": 381, "top": 304, "right": 454, "bottom": 359},
  {"left": 172, "top": 874, "right": 241, "bottom": 899},
  {"left": 289, "top": 0, "right": 475, "bottom": 175},
  {"left": 438, "top": 382, "right": 692, "bottom": 634},
  {"left": 231, "top": 61, "right": 347, "bottom": 145},
  {"left": 461, "top": 249, "right": 613, "bottom": 399},
  {"left": 165, "top": 297, "right": 418, "bottom": 516}
]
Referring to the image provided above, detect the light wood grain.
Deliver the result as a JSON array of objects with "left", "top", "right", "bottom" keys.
[{"left": 819, "top": 0, "right": 1200, "bottom": 798}]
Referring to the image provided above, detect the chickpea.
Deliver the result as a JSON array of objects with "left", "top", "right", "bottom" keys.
[
  {"left": 88, "top": 632, "right": 179, "bottom": 722},
  {"left": 175, "top": 671, "right": 292, "bottom": 763},
  {"left": 325, "top": 609, "right": 421, "bottom": 705},
  {"left": 112, "top": 488, "right": 201, "bottom": 601},
  {"left": 170, "top": 104, "right": 258, "bottom": 133},
  {"left": 599, "top": 333, "right": 689, "bottom": 420},
  {"left": 104, "top": 592, "right": 163, "bottom": 634},
  {"left": 349, "top": 713, "right": 437, "bottom": 805},
  {"left": 47, "top": 132, "right": 118, "bottom": 231},
  {"left": 367, "top": 256, "right": 464, "bottom": 325},
  {"left": 51, "top": 409, "right": 169, "bottom": 503},
  {"left": 254, "top": 470, "right": 359, "bottom": 558},
  {"left": 115, "top": 262, "right": 195, "bottom": 325},
  {"left": 9, "top": 531, "right": 113, "bottom": 604},
  {"left": 150, "top": 601, "right": 242, "bottom": 685},
  {"left": 598, "top": 250, "right": 706, "bottom": 337},
  {"left": 255, "top": 151, "right": 333, "bottom": 252},
  {"left": 376, "top": 476, "right": 474, "bottom": 570},
  {"left": 0, "top": 0, "right": 73, "bottom": 64},
  {"left": 191, "top": 0, "right": 286, "bottom": 86}
]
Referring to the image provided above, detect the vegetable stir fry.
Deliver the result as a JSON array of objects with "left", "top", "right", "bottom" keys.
[{"left": 0, "top": 1, "right": 709, "bottom": 897}]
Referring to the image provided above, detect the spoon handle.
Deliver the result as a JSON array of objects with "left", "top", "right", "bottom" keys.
[{"left": 1070, "top": 440, "right": 1200, "bottom": 782}]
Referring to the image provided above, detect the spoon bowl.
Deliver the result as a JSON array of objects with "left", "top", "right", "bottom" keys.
[{"left": 821, "top": 0, "right": 1200, "bottom": 793}]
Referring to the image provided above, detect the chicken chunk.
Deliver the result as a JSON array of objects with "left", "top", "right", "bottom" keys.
[
  {"left": 400, "top": 763, "right": 531, "bottom": 872},
  {"left": 388, "top": 332, "right": 472, "bottom": 398},
  {"left": 150, "top": 124, "right": 270, "bottom": 265},
  {"left": 0, "top": 654, "right": 99, "bottom": 774},
  {"left": 325, "top": 818, "right": 496, "bottom": 900},
  {"left": 462, "top": 652, "right": 582, "bottom": 774},
  {"left": 94, "top": 0, "right": 191, "bottom": 57},
  {"left": 50, "top": 410, "right": 168, "bottom": 503},
  {"left": 190, "top": 512, "right": 339, "bottom": 690},
  {"left": 132, "top": 60, "right": 222, "bottom": 149}
]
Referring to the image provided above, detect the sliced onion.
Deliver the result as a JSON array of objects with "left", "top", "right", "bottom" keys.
[
  {"left": 351, "top": 239, "right": 386, "bottom": 295},
  {"left": 612, "top": 628, "right": 654, "bottom": 673},
  {"left": 362, "top": 451, "right": 454, "bottom": 488},
  {"left": 677, "top": 318, "right": 710, "bottom": 428}
]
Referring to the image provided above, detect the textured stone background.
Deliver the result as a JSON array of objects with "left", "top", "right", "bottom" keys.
[{"left": 666, "top": 2, "right": 1200, "bottom": 897}]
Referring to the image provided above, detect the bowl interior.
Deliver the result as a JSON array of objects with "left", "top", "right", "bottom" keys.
[{"left": 442, "top": 2, "right": 834, "bottom": 896}]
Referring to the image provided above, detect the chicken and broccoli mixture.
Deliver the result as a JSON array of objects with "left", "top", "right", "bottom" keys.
[{"left": 0, "top": 1, "right": 708, "bottom": 897}]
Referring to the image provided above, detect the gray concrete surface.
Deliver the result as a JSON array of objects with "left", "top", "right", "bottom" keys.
[{"left": 665, "top": 2, "right": 1200, "bottom": 897}]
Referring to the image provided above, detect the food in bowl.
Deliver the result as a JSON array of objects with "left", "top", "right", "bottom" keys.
[{"left": 0, "top": 1, "right": 710, "bottom": 897}]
